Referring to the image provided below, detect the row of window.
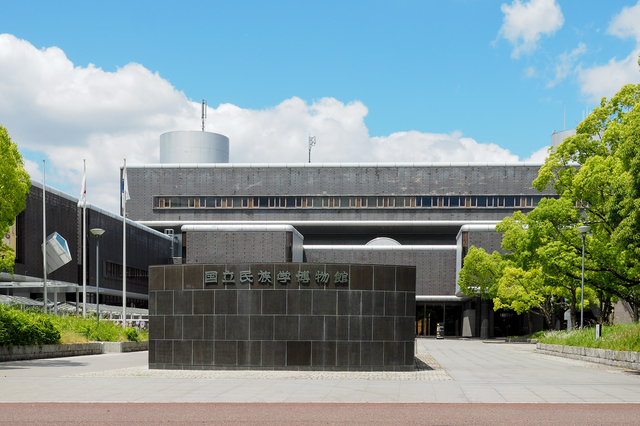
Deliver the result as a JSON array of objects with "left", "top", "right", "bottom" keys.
[
  {"left": 104, "top": 261, "right": 148, "bottom": 283},
  {"left": 154, "top": 195, "right": 554, "bottom": 210}
]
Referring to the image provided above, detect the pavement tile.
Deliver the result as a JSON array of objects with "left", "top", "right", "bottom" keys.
[{"left": 2, "top": 340, "right": 640, "bottom": 403}]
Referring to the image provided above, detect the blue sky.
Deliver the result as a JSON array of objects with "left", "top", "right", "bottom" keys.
[{"left": 2, "top": 0, "right": 640, "bottom": 212}]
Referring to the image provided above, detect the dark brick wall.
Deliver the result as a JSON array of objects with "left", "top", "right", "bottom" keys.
[
  {"left": 469, "top": 230, "right": 504, "bottom": 255},
  {"left": 84, "top": 209, "right": 172, "bottom": 301},
  {"left": 149, "top": 263, "right": 416, "bottom": 371},
  {"left": 13, "top": 183, "right": 79, "bottom": 283},
  {"left": 126, "top": 165, "right": 552, "bottom": 222},
  {"left": 185, "top": 231, "right": 288, "bottom": 264},
  {"left": 11, "top": 183, "right": 172, "bottom": 305},
  {"left": 304, "top": 249, "right": 456, "bottom": 296}
]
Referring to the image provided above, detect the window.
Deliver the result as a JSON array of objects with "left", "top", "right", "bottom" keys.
[
  {"left": 322, "top": 197, "right": 340, "bottom": 207},
  {"left": 350, "top": 197, "right": 367, "bottom": 207},
  {"left": 188, "top": 197, "right": 205, "bottom": 208},
  {"left": 105, "top": 261, "right": 148, "bottom": 284},
  {"left": 153, "top": 194, "right": 548, "bottom": 210},
  {"left": 433, "top": 197, "right": 448, "bottom": 207},
  {"left": 242, "top": 197, "right": 261, "bottom": 208},
  {"left": 269, "top": 197, "right": 286, "bottom": 208},
  {"left": 203, "top": 197, "right": 232, "bottom": 208},
  {"left": 295, "top": 197, "right": 313, "bottom": 207},
  {"left": 377, "top": 197, "right": 395, "bottom": 208},
  {"left": 404, "top": 197, "right": 417, "bottom": 207},
  {"left": 463, "top": 197, "right": 476, "bottom": 207}
]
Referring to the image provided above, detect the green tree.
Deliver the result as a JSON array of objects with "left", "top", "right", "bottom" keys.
[
  {"left": 533, "top": 76, "right": 640, "bottom": 320},
  {"left": 0, "top": 125, "right": 30, "bottom": 273},
  {"left": 458, "top": 209, "right": 590, "bottom": 330},
  {"left": 459, "top": 57, "right": 640, "bottom": 328},
  {"left": 457, "top": 246, "right": 504, "bottom": 300}
]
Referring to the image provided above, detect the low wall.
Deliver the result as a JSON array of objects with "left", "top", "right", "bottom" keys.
[
  {"left": 537, "top": 343, "right": 640, "bottom": 370},
  {"left": 102, "top": 341, "right": 149, "bottom": 353},
  {"left": 0, "top": 343, "right": 102, "bottom": 362},
  {"left": 0, "top": 341, "right": 149, "bottom": 362}
]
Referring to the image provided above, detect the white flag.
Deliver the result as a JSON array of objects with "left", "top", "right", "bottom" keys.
[
  {"left": 78, "top": 160, "right": 86, "bottom": 208},
  {"left": 122, "top": 162, "right": 130, "bottom": 203}
]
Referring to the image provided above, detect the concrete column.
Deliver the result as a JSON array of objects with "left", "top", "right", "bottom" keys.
[{"left": 480, "top": 299, "right": 490, "bottom": 339}]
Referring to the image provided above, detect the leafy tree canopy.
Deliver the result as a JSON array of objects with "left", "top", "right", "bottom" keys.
[
  {"left": 459, "top": 57, "right": 640, "bottom": 326},
  {"left": 0, "top": 125, "right": 30, "bottom": 273}
]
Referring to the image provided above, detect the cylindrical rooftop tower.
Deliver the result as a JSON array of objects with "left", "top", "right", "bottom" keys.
[
  {"left": 551, "top": 129, "right": 576, "bottom": 147},
  {"left": 160, "top": 130, "right": 229, "bottom": 164}
]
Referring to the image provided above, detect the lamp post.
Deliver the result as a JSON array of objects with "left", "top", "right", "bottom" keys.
[
  {"left": 90, "top": 228, "right": 105, "bottom": 326},
  {"left": 577, "top": 225, "right": 591, "bottom": 330}
]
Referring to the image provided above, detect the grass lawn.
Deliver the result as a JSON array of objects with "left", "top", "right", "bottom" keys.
[
  {"left": 50, "top": 313, "right": 148, "bottom": 343},
  {"left": 537, "top": 323, "right": 640, "bottom": 352}
]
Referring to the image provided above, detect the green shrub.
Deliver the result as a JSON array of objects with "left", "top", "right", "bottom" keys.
[
  {"left": 124, "top": 327, "right": 140, "bottom": 342},
  {"left": 0, "top": 304, "right": 60, "bottom": 347},
  {"left": 0, "top": 304, "right": 148, "bottom": 346},
  {"left": 50, "top": 314, "right": 127, "bottom": 342}
]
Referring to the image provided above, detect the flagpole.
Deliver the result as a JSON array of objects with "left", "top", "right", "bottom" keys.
[
  {"left": 82, "top": 159, "right": 87, "bottom": 317},
  {"left": 122, "top": 159, "right": 127, "bottom": 328},
  {"left": 42, "top": 159, "right": 47, "bottom": 314}
]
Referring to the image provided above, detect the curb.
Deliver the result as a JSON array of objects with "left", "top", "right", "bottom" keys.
[
  {"left": 505, "top": 338, "right": 539, "bottom": 343},
  {"left": 536, "top": 343, "right": 640, "bottom": 370},
  {"left": 0, "top": 341, "right": 148, "bottom": 362}
]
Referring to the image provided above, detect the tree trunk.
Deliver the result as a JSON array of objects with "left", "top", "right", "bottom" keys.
[
  {"left": 543, "top": 309, "right": 554, "bottom": 331},
  {"left": 527, "top": 311, "right": 534, "bottom": 335},
  {"left": 634, "top": 303, "right": 639, "bottom": 323}
]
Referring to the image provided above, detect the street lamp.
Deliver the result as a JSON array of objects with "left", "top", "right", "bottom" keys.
[
  {"left": 90, "top": 228, "right": 105, "bottom": 326},
  {"left": 577, "top": 225, "right": 591, "bottom": 330}
]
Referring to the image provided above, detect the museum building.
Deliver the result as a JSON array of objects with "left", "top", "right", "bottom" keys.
[
  {"left": 126, "top": 130, "right": 556, "bottom": 338},
  {"left": 0, "top": 180, "right": 173, "bottom": 312}
]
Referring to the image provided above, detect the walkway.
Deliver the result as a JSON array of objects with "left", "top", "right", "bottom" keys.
[{"left": 1, "top": 339, "right": 639, "bottom": 403}]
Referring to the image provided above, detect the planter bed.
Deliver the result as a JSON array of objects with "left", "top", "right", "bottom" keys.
[
  {"left": 537, "top": 343, "right": 640, "bottom": 370},
  {"left": 0, "top": 341, "right": 148, "bottom": 362}
]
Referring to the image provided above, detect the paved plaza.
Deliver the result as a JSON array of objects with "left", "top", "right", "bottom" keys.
[{"left": 1, "top": 338, "right": 640, "bottom": 403}]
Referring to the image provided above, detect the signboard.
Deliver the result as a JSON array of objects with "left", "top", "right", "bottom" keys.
[
  {"left": 2, "top": 221, "right": 16, "bottom": 252},
  {"left": 204, "top": 268, "right": 349, "bottom": 287}
]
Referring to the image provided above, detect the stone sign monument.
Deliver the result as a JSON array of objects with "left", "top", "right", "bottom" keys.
[{"left": 149, "top": 263, "right": 416, "bottom": 371}]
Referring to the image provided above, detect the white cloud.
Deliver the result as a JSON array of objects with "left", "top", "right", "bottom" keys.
[
  {"left": 498, "top": 0, "right": 564, "bottom": 59},
  {"left": 547, "top": 42, "right": 587, "bottom": 88},
  {"left": 523, "top": 145, "right": 550, "bottom": 163},
  {"left": 524, "top": 66, "right": 538, "bottom": 78},
  {"left": 577, "top": 2, "right": 640, "bottom": 102},
  {"left": 0, "top": 34, "right": 198, "bottom": 212},
  {"left": 22, "top": 159, "right": 42, "bottom": 183},
  {"left": 369, "top": 131, "right": 519, "bottom": 163},
  {"left": 0, "top": 34, "right": 528, "bottom": 214},
  {"left": 607, "top": 1, "right": 640, "bottom": 40}
]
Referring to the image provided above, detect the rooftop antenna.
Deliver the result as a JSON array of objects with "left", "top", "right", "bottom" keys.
[
  {"left": 308, "top": 135, "right": 316, "bottom": 163},
  {"left": 564, "top": 105, "right": 566, "bottom": 131},
  {"left": 201, "top": 99, "right": 207, "bottom": 131}
]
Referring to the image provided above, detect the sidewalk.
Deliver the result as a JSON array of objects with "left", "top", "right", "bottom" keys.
[{"left": 1, "top": 339, "right": 639, "bottom": 403}]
